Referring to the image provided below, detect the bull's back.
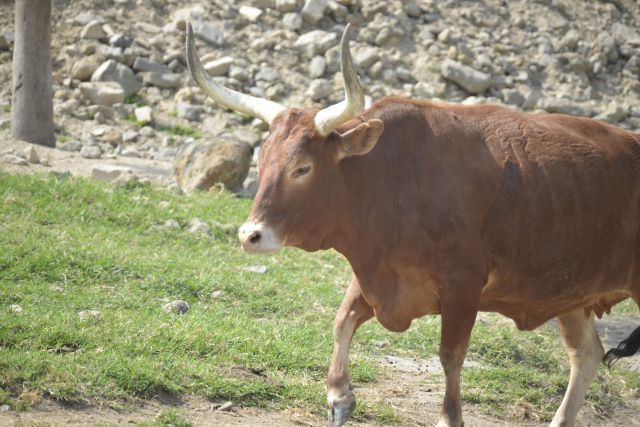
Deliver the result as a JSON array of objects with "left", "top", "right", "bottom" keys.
[{"left": 477, "top": 110, "right": 640, "bottom": 325}]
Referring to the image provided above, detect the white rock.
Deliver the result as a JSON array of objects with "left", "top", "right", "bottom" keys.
[
  {"left": 500, "top": 88, "right": 525, "bottom": 107},
  {"left": 91, "top": 165, "right": 133, "bottom": 182},
  {"left": 22, "top": 146, "right": 40, "bottom": 164},
  {"left": 91, "top": 59, "right": 140, "bottom": 98},
  {"left": 295, "top": 30, "right": 337, "bottom": 58},
  {"left": 239, "top": 6, "right": 263, "bottom": 22},
  {"left": 3, "top": 154, "right": 28, "bottom": 166},
  {"left": 187, "top": 218, "right": 211, "bottom": 236},
  {"left": 309, "top": 56, "right": 326, "bottom": 78},
  {"left": 283, "top": 13, "right": 303, "bottom": 31},
  {"left": 252, "top": 0, "right": 276, "bottom": 7},
  {"left": 173, "top": 5, "right": 205, "bottom": 29},
  {"left": 78, "top": 310, "right": 101, "bottom": 321},
  {"left": 245, "top": 265, "right": 268, "bottom": 274},
  {"left": 81, "top": 145, "right": 102, "bottom": 159},
  {"left": 141, "top": 72, "right": 183, "bottom": 89},
  {"left": 79, "top": 82, "right": 125, "bottom": 106},
  {"left": 255, "top": 67, "right": 278, "bottom": 83},
  {"left": 276, "top": 0, "right": 298, "bottom": 12},
  {"left": 537, "top": 97, "right": 590, "bottom": 117},
  {"left": 612, "top": 23, "right": 640, "bottom": 47},
  {"left": 204, "top": 56, "right": 234, "bottom": 76},
  {"left": 10, "top": 304, "right": 23, "bottom": 313},
  {"left": 354, "top": 46, "right": 380, "bottom": 68},
  {"left": 80, "top": 20, "right": 106, "bottom": 39},
  {"left": 134, "top": 106, "right": 153, "bottom": 124},
  {"left": 122, "top": 129, "right": 139, "bottom": 143},
  {"left": 164, "top": 219, "right": 180, "bottom": 229},
  {"left": 133, "top": 57, "right": 169, "bottom": 73},
  {"left": 73, "top": 11, "right": 105, "bottom": 25},
  {"left": 0, "top": 32, "right": 14, "bottom": 50},
  {"left": 59, "top": 141, "right": 83, "bottom": 152},
  {"left": 216, "top": 402, "right": 234, "bottom": 412},
  {"left": 121, "top": 147, "right": 142, "bottom": 158},
  {"left": 191, "top": 20, "right": 225, "bottom": 47},
  {"left": 301, "top": 0, "right": 328, "bottom": 23},
  {"left": 71, "top": 55, "right": 103, "bottom": 81},
  {"left": 177, "top": 102, "right": 202, "bottom": 121},
  {"left": 441, "top": 59, "right": 492, "bottom": 94},
  {"left": 306, "top": 79, "right": 332, "bottom": 100},
  {"left": 163, "top": 300, "right": 190, "bottom": 314}
]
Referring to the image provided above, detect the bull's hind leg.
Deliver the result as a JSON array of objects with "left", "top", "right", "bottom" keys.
[
  {"left": 550, "top": 309, "right": 604, "bottom": 427},
  {"left": 327, "top": 277, "right": 373, "bottom": 427}
]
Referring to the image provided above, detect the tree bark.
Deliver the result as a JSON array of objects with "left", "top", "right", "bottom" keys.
[{"left": 11, "top": 0, "right": 54, "bottom": 147}]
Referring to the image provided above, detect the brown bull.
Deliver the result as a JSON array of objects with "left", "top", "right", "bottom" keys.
[{"left": 186, "top": 23, "right": 640, "bottom": 427}]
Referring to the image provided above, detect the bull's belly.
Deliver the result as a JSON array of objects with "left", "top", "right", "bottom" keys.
[{"left": 479, "top": 272, "right": 633, "bottom": 330}]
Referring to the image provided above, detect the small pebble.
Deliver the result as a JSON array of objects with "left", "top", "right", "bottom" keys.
[
  {"left": 215, "top": 401, "right": 234, "bottom": 412},
  {"left": 78, "top": 310, "right": 101, "bottom": 321},
  {"left": 210, "top": 290, "right": 224, "bottom": 299},
  {"left": 164, "top": 219, "right": 180, "bottom": 229},
  {"left": 163, "top": 300, "right": 189, "bottom": 315},
  {"left": 187, "top": 218, "right": 211, "bottom": 236},
  {"left": 245, "top": 265, "right": 268, "bottom": 274}
]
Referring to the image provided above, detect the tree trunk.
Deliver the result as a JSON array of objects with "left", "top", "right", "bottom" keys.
[{"left": 11, "top": 0, "right": 54, "bottom": 147}]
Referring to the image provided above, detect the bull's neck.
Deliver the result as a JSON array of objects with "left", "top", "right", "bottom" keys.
[{"left": 330, "top": 160, "right": 406, "bottom": 272}]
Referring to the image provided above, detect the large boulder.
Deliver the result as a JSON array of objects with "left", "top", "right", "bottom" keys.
[
  {"left": 174, "top": 138, "right": 252, "bottom": 193},
  {"left": 71, "top": 55, "right": 103, "bottom": 81},
  {"left": 440, "top": 59, "right": 492, "bottom": 94},
  {"left": 91, "top": 59, "right": 140, "bottom": 98},
  {"left": 79, "top": 81, "right": 125, "bottom": 106}
]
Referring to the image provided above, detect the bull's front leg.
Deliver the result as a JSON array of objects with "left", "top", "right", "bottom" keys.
[
  {"left": 327, "top": 276, "right": 373, "bottom": 427},
  {"left": 436, "top": 275, "right": 482, "bottom": 427}
]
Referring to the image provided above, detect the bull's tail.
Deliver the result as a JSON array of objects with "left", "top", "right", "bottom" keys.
[{"left": 603, "top": 325, "right": 640, "bottom": 367}]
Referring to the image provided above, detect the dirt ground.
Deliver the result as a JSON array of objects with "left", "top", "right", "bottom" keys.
[
  {"left": 0, "top": 131, "right": 174, "bottom": 185},
  {"left": 2, "top": 340, "right": 638, "bottom": 427}
]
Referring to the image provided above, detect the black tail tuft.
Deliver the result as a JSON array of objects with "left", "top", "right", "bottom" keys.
[{"left": 603, "top": 325, "right": 640, "bottom": 368}]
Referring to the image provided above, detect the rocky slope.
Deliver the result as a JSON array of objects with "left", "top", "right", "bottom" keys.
[{"left": 1, "top": 0, "right": 640, "bottom": 193}]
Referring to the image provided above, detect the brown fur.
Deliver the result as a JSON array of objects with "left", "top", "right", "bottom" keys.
[{"left": 246, "top": 96, "right": 640, "bottom": 425}]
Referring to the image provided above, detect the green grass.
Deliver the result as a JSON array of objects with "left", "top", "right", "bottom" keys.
[
  {"left": 143, "top": 408, "right": 194, "bottom": 427},
  {"left": 126, "top": 114, "right": 148, "bottom": 128},
  {"left": 3, "top": 104, "right": 10, "bottom": 113},
  {"left": 125, "top": 95, "right": 148, "bottom": 107},
  {"left": 0, "top": 173, "right": 638, "bottom": 425},
  {"left": 56, "top": 134, "right": 68, "bottom": 143},
  {"left": 161, "top": 125, "right": 201, "bottom": 139}
]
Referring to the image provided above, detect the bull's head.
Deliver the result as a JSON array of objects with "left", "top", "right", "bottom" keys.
[{"left": 186, "top": 23, "right": 384, "bottom": 253}]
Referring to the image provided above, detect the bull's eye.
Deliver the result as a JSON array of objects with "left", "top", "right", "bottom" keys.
[{"left": 291, "top": 165, "right": 311, "bottom": 179}]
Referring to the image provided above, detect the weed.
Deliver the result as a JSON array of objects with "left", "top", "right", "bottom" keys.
[
  {"left": 161, "top": 125, "right": 201, "bottom": 139},
  {"left": 126, "top": 114, "right": 147, "bottom": 128},
  {"left": 125, "top": 94, "right": 147, "bottom": 107}
]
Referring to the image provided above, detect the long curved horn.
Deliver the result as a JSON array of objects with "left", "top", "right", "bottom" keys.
[
  {"left": 314, "top": 24, "right": 365, "bottom": 136},
  {"left": 186, "top": 21, "right": 286, "bottom": 125}
]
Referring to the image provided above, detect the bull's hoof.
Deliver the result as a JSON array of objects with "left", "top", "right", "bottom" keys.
[{"left": 327, "top": 389, "right": 356, "bottom": 427}]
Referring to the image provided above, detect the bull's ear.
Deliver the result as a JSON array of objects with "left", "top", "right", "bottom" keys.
[{"left": 336, "top": 119, "right": 384, "bottom": 159}]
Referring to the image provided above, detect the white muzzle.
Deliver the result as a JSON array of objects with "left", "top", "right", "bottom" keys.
[{"left": 238, "top": 223, "right": 283, "bottom": 253}]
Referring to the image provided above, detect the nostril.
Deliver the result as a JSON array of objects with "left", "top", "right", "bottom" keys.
[{"left": 249, "top": 231, "right": 261, "bottom": 244}]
